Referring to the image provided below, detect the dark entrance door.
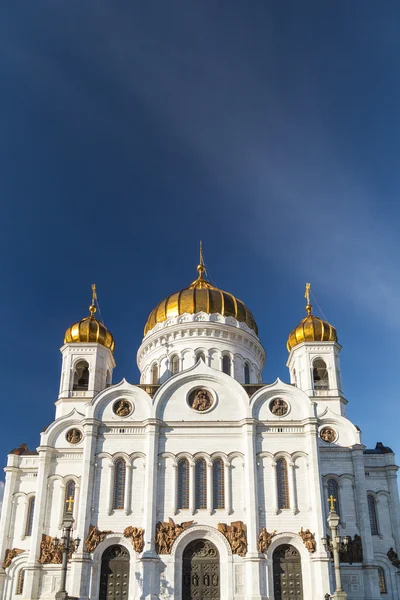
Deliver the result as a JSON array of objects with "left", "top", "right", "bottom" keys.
[
  {"left": 99, "top": 545, "right": 130, "bottom": 600},
  {"left": 273, "top": 544, "right": 303, "bottom": 600},
  {"left": 182, "top": 539, "right": 220, "bottom": 600}
]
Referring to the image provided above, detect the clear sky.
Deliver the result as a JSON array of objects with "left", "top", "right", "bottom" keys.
[{"left": 0, "top": 1, "right": 399, "bottom": 482}]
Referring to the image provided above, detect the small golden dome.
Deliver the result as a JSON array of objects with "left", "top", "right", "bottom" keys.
[
  {"left": 287, "top": 283, "right": 337, "bottom": 351},
  {"left": 64, "top": 285, "right": 115, "bottom": 353},
  {"left": 144, "top": 245, "right": 258, "bottom": 336}
]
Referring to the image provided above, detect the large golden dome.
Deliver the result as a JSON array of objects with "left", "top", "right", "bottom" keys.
[
  {"left": 144, "top": 252, "right": 258, "bottom": 336},
  {"left": 287, "top": 284, "right": 337, "bottom": 351},
  {"left": 64, "top": 285, "right": 115, "bottom": 353}
]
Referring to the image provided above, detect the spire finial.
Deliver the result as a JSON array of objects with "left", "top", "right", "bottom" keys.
[
  {"left": 197, "top": 240, "right": 205, "bottom": 278},
  {"left": 305, "top": 282, "right": 312, "bottom": 316},
  {"left": 89, "top": 283, "right": 97, "bottom": 316}
]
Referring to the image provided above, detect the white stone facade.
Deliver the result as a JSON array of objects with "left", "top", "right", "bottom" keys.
[{"left": 0, "top": 308, "right": 399, "bottom": 600}]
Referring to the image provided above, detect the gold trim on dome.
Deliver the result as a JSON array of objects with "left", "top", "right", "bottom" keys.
[
  {"left": 144, "top": 243, "right": 258, "bottom": 335},
  {"left": 286, "top": 283, "right": 337, "bottom": 351}
]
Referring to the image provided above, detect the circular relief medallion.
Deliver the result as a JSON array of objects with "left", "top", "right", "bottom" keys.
[
  {"left": 320, "top": 427, "right": 337, "bottom": 443},
  {"left": 66, "top": 428, "right": 82, "bottom": 444},
  {"left": 188, "top": 388, "right": 214, "bottom": 412},
  {"left": 113, "top": 398, "right": 133, "bottom": 417},
  {"left": 269, "top": 398, "right": 288, "bottom": 417}
]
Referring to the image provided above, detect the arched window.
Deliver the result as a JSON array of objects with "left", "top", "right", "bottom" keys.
[
  {"left": 222, "top": 355, "right": 231, "bottom": 375},
  {"left": 16, "top": 570, "right": 25, "bottom": 595},
  {"left": 244, "top": 363, "right": 250, "bottom": 384},
  {"left": 195, "top": 459, "right": 207, "bottom": 509},
  {"left": 378, "top": 567, "right": 387, "bottom": 594},
  {"left": 327, "top": 479, "right": 340, "bottom": 516},
  {"left": 368, "top": 495, "right": 378, "bottom": 535},
  {"left": 112, "top": 459, "right": 126, "bottom": 510},
  {"left": 170, "top": 355, "right": 179, "bottom": 375},
  {"left": 25, "top": 497, "right": 35, "bottom": 537},
  {"left": 312, "top": 359, "right": 329, "bottom": 390},
  {"left": 213, "top": 458, "right": 225, "bottom": 509},
  {"left": 195, "top": 351, "right": 205, "bottom": 363},
  {"left": 151, "top": 363, "right": 159, "bottom": 384},
  {"left": 177, "top": 459, "right": 189, "bottom": 510},
  {"left": 276, "top": 458, "right": 290, "bottom": 509},
  {"left": 64, "top": 480, "right": 76, "bottom": 516},
  {"left": 73, "top": 360, "right": 89, "bottom": 391}
]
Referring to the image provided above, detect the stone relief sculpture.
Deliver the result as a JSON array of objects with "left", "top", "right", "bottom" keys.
[
  {"left": 66, "top": 428, "right": 82, "bottom": 444},
  {"left": 218, "top": 521, "right": 247, "bottom": 556},
  {"left": 39, "top": 535, "right": 65, "bottom": 564},
  {"left": 155, "top": 518, "right": 194, "bottom": 554},
  {"left": 299, "top": 528, "right": 316, "bottom": 553},
  {"left": 387, "top": 547, "right": 400, "bottom": 568},
  {"left": 85, "top": 525, "right": 112, "bottom": 553},
  {"left": 320, "top": 427, "right": 337, "bottom": 443},
  {"left": 258, "top": 528, "right": 277, "bottom": 553},
  {"left": 326, "top": 534, "right": 363, "bottom": 563},
  {"left": 123, "top": 526, "right": 144, "bottom": 553},
  {"left": 269, "top": 398, "right": 288, "bottom": 416},
  {"left": 189, "top": 389, "right": 214, "bottom": 411},
  {"left": 3, "top": 548, "right": 24, "bottom": 569},
  {"left": 113, "top": 399, "right": 133, "bottom": 417}
]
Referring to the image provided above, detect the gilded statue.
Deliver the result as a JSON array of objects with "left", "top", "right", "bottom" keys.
[
  {"left": 39, "top": 535, "right": 63, "bottom": 564},
  {"left": 258, "top": 528, "right": 277, "bottom": 553},
  {"left": 299, "top": 528, "right": 316, "bottom": 553},
  {"left": 3, "top": 548, "right": 24, "bottom": 569},
  {"left": 66, "top": 428, "right": 82, "bottom": 444},
  {"left": 387, "top": 547, "right": 400, "bottom": 568},
  {"left": 320, "top": 428, "right": 336, "bottom": 443},
  {"left": 113, "top": 399, "right": 132, "bottom": 417},
  {"left": 218, "top": 521, "right": 247, "bottom": 556},
  {"left": 85, "top": 525, "right": 112, "bottom": 553},
  {"left": 155, "top": 518, "right": 193, "bottom": 554},
  {"left": 123, "top": 526, "right": 144, "bottom": 553},
  {"left": 190, "top": 389, "right": 213, "bottom": 411}
]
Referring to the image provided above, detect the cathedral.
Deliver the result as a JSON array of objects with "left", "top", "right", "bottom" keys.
[{"left": 0, "top": 252, "right": 400, "bottom": 600}]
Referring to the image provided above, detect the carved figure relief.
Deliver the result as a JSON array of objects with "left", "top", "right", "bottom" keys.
[
  {"left": 39, "top": 535, "right": 72, "bottom": 564},
  {"left": 188, "top": 388, "right": 214, "bottom": 412},
  {"left": 258, "top": 528, "right": 277, "bottom": 553},
  {"left": 299, "top": 528, "right": 316, "bottom": 553},
  {"left": 326, "top": 534, "right": 363, "bottom": 564},
  {"left": 3, "top": 548, "right": 24, "bottom": 569},
  {"left": 320, "top": 427, "right": 337, "bottom": 443},
  {"left": 155, "top": 518, "right": 194, "bottom": 554},
  {"left": 66, "top": 428, "right": 82, "bottom": 444},
  {"left": 387, "top": 547, "right": 400, "bottom": 568},
  {"left": 269, "top": 398, "right": 288, "bottom": 416},
  {"left": 123, "top": 526, "right": 144, "bottom": 553},
  {"left": 113, "top": 399, "right": 133, "bottom": 417},
  {"left": 85, "top": 525, "right": 112, "bottom": 553},
  {"left": 218, "top": 521, "right": 247, "bottom": 556}
]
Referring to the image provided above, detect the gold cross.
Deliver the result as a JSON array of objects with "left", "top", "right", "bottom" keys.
[
  {"left": 65, "top": 496, "right": 75, "bottom": 512},
  {"left": 305, "top": 282, "right": 311, "bottom": 305},
  {"left": 328, "top": 495, "right": 336, "bottom": 511}
]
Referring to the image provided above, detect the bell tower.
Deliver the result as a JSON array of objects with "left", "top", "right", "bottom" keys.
[{"left": 57, "top": 285, "right": 116, "bottom": 417}]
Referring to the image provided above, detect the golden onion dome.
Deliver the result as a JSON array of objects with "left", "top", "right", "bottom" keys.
[
  {"left": 144, "top": 247, "right": 258, "bottom": 336},
  {"left": 64, "top": 285, "right": 115, "bottom": 353},
  {"left": 287, "top": 283, "right": 337, "bottom": 351}
]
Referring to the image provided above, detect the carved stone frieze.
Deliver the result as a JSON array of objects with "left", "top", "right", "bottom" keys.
[
  {"left": 123, "top": 526, "right": 144, "bottom": 553},
  {"left": 218, "top": 521, "right": 247, "bottom": 556},
  {"left": 258, "top": 528, "right": 277, "bottom": 553},
  {"left": 85, "top": 525, "right": 112, "bottom": 553},
  {"left": 39, "top": 535, "right": 63, "bottom": 564},
  {"left": 155, "top": 518, "right": 194, "bottom": 554},
  {"left": 3, "top": 548, "right": 24, "bottom": 569},
  {"left": 299, "top": 528, "right": 316, "bottom": 553}
]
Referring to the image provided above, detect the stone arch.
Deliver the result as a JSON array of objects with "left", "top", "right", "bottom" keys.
[
  {"left": 265, "top": 532, "right": 313, "bottom": 599},
  {"left": 90, "top": 535, "right": 136, "bottom": 600}
]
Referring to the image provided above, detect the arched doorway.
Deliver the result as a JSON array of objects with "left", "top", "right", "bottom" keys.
[
  {"left": 273, "top": 544, "right": 303, "bottom": 600},
  {"left": 182, "top": 539, "right": 220, "bottom": 600},
  {"left": 99, "top": 545, "right": 130, "bottom": 600}
]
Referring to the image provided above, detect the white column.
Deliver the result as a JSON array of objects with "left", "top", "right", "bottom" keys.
[
  {"left": 172, "top": 463, "right": 178, "bottom": 515},
  {"left": 387, "top": 467, "right": 400, "bottom": 553},
  {"left": 125, "top": 463, "right": 132, "bottom": 515},
  {"left": 107, "top": 463, "right": 115, "bottom": 515},
  {"left": 0, "top": 460, "right": 19, "bottom": 599},
  {"left": 271, "top": 461, "right": 278, "bottom": 514},
  {"left": 58, "top": 483, "right": 66, "bottom": 529},
  {"left": 207, "top": 462, "right": 213, "bottom": 515},
  {"left": 288, "top": 461, "right": 298, "bottom": 514},
  {"left": 189, "top": 461, "right": 196, "bottom": 515},
  {"left": 224, "top": 462, "right": 232, "bottom": 515}
]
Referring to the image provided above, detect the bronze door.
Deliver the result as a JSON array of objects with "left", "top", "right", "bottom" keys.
[
  {"left": 273, "top": 544, "right": 303, "bottom": 600},
  {"left": 182, "top": 539, "right": 220, "bottom": 600},
  {"left": 99, "top": 545, "right": 130, "bottom": 600}
]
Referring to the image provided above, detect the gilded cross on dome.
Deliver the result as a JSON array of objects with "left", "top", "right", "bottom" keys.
[{"left": 305, "top": 282, "right": 312, "bottom": 315}]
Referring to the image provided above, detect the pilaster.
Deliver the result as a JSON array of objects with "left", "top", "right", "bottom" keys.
[{"left": 0, "top": 460, "right": 20, "bottom": 599}]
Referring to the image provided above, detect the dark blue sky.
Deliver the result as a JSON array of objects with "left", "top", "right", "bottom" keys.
[{"left": 1, "top": 1, "right": 400, "bottom": 482}]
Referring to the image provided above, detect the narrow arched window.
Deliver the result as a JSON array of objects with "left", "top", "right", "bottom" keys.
[
  {"left": 378, "top": 567, "right": 387, "bottom": 594},
  {"left": 73, "top": 360, "right": 89, "bottom": 391},
  {"left": 177, "top": 459, "right": 189, "bottom": 510},
  {"left": 276, "top": 458, "right": 290, "bottom": 509},
  {"left": 16, "top": 570, "right": 25, "bottom": 595},
  {"left": 195, "top": 459, "right": 207, "bottom": 509},
  {"left": 25, "top": 497, "right": 35, "bottom": 537},
  {"left": 64, "top": 480, "right": 76, "bottom": 516},
  {"left": 213, "top": 458, "right": 225, "bottom": 509},
  {"left": 244, "top": 363, "right": 250, "bottom": 384},
  {"left": 327, "top": 479, "right": 340, "bottom": 516},
  {"left": 195, "top": 351, "right": 205, "bottom": 363},
  {"left": 170, "top": 355, "right": 179, "bottom": 375},
  {"left": 368, "top": 495, "right": 378, "bottom": 535},
  {"left": 222, "top": 355, "right": 231, "bottom": 375},
  {"left": 151, "top": 363, "right": 159, "bottom": 384},
  {"left": 113, "top": 459, "right": 126, "bottom": 510},
  {"left": 312, "top": 359, "right": 329, "bottom": 390}
]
